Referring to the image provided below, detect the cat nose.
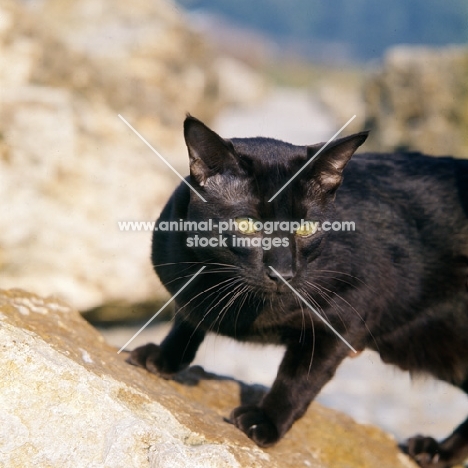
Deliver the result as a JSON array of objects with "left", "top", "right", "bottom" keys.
[{"left": 267, "top": 267, "right": 294, "bottom": 282}]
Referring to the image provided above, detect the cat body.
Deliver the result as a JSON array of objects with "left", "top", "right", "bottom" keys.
[{"left": 128, "top": 117, "right": 468, "bottom": 468}]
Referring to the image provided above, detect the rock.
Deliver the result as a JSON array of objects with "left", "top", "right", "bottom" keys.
[
  {"left": 29, "top": 0, "right": 223, "bottom": 127},
  {"left": 212, "top": 56, "right": 268, "bottom": 107},
  {"left": 364, "top": 46, "right": 468, "bottom": 158},
  {"left": 0, "top": 288, "right": 417, "bottom": 468},
  {"left": 0, "top": 0, "right": 266, "bottom": 312},
  {"left": 317, "top": 81, "right": 366, "bottom": 131},
  {"left": 0, "top": 81, "right": 175, "bottom": 311}
]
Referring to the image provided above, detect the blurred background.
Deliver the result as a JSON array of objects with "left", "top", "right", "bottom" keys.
[{"left": 1, "top": 0, "right": 468, "bottom": 446}]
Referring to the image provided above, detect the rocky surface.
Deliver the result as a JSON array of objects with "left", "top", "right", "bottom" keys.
[
  {"left": 0, "top": 0, "right": 266, "bottom": 312},
  {"left": 0, "top": 288, "right": 417, "bottom": 468},
  {"left": 102, "top": 321, "right": 468, "bottom": 445},
  {"left": 364, "top": 45, "right": 468, "bottom": 158}
]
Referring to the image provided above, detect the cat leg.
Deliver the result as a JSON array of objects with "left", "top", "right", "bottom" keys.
[
  {"left": 404, "top": 418, "right": 468, "bottom": 468},
  {"left": 230, "top": 334, "right": 350, "bottom": 447},
  {"left": 126, "top": 315, "right": 205, "bottom": 379}
]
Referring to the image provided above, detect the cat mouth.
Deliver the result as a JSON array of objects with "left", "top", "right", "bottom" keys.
[
  {"left": 242, "top": 273, "right": 298, "bottom": 295},
  {"left": 262, "top": 281, "right": 296, "bottom": 295}
]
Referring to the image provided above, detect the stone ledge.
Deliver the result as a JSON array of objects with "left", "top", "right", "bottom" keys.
[{"left": 0, "top": 288, "right": 416, "bottom": 468}]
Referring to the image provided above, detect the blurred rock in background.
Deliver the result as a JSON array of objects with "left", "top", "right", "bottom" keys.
[
  {"left": 0, "top": 0, "right": 266, "bottom": 315},
  {"left": 364, "top": 46, "right": 468, "bottom": 158}
]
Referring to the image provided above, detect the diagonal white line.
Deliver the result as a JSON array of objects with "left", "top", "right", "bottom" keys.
[
  {"left": 268, "top": 115, "right": 356, "bottom": 202},
  {"left": 117, "top": 266, "right": 206, "bottom": 354},
  {"left": 118, "top": 114, "right": 207, "bottom": 202},
  {"left": 268, "top": 266, "right": 357, "bottom": 353}
]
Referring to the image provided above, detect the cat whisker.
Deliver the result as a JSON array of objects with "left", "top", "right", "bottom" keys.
[
  {"left": 160, "top": 263, "right": 239, "bottom": 287},
  {"left": 155, "top": 262, "right": 236, "bottom": 285},
  {"left": 298, "top": 287, "right": 331, "bottom": 325},
  {"left": 177, "top": 276, "right": 243, "bottom": 317},
  {"left": 298, "top": 298, "right": 316, "bottom": 377},
  {"left": 186, "top": 280, "right": 245, "bottom": 360},
  {"left": 303, "top": 280, "right": 349, "bottom": 332},
  {"left": 307, "top": 276, "right": 378, "bottom": 350},
  {"left": 170, "top": 277, "right": 243, "bottom": 346},
  {"left": 153, "top": 261, "right": 238, "bottom": 268},
  {"left": 233, "top": 286, "right": 251, "bottom": 339},
  {"left": 312, "top": 269, "right": 375, "bottom": 293},
  {"left": 191, "top": 278, "right": 245, "bottom": 340},
  {"left": 179, "top": 276, "right": 245, "bottom": 359},
  {"left": 213, "top": 283, "right": 249, "bottom": 336},
  {"left": 187, "top": 276, "right": 244, "bottom": 323}
]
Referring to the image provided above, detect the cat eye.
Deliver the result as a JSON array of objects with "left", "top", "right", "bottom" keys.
[
  {"left": 295, "top": 221, "right": 318, "bottom": 237},
  {"left": 235, "top": 217, "right": 260, "bottom": 235}
]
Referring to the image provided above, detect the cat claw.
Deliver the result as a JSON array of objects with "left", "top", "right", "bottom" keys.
[
  {"left": 126, "top": 342, "right": 177, "bottom": 378},
  {"left": 402, "top": 435, "right": 450, "bottom": 468},
  {"left": 414, "top": 453, "right": 439, "bottom": 465},
  {"left": 230, "top": 405, "right": 279, "bottom": 447},
  {"left": 126, "top": 343, "right": 160, "bottom": 369}
]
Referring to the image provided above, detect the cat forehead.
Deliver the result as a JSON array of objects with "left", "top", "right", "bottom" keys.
[{"left": 230, "top": 137, "right": 307, "bottom": 162}]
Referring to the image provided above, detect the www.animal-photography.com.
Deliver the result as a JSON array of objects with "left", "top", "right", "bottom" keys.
[{"left": 1, "top": 1, "right": 468, "bottom": 467}]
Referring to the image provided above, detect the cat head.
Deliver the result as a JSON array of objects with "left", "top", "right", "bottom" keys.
[{"left": 182, "top": 115, "right": 368, "bottom": 290}]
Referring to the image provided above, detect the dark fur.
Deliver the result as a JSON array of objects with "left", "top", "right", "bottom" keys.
[{"left": 128, "top": 116, "right": 468, "bottom": 467}]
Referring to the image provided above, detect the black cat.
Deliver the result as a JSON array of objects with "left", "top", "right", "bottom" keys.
[{"left": 127, "top": 116, "right": 468, "bottom": 468}]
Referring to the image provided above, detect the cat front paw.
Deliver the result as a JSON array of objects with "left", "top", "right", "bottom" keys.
[
  {"left": 126, "top": 343, "right": 177, "bottom": 379},
  {"left": 402, "top": 435, "right": 450, "bottom": 468},
  {"left": 230, "top": 405, "right": 279, "bottom": 447}
]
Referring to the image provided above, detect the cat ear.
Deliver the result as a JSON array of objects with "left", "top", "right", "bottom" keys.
[
  {"left": 307, "top": 131, "right": 368, "bottom": 194},
  {"left": 184, "top": 115, "right": 237, "bottom": 186}
]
